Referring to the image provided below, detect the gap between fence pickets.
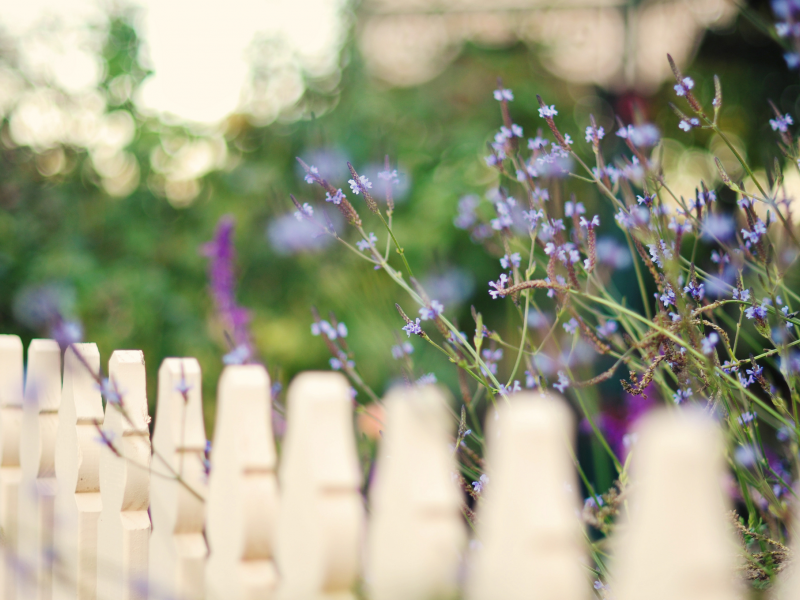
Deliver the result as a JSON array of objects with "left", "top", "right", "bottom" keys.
[{"left": 0, "top": 334, "right": 796, "bottom": 599}]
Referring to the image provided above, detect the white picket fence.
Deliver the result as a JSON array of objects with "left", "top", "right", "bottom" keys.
[{"left": 0, "top": 334, "right": 795, "bottom": 600}]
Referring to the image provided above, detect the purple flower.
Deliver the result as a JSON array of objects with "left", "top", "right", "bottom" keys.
[
  {"left": 378, "top": 169, "right": 399, "bottom": 185},
  {"left": 701, "top": 332, "right": 719, "bottom": 355},
  {"left": 659, "top": 286, "right": 676, "bottom": 307},
  {"left": 201, "top": 216, "right": 253, "bottom": 359},
  {"left": 97, "top": 378, "right": 122, "bottom": 405},
  {"left": 683, "top": 281, "right": 705, "bottom": 302},
  {"left": 472, "top": 474, "right": 489, "bottom": 494},
  {"left": 563, "top": 318, "right": 579, "bottom": 335},
  {"left": 330, "top": 355, "right": 355, "bottom": 370},
  {"left": 674, "top": 76, "right": 695, "bottom": 96},
  {"left": 564, "top": 201, "right": 585, "bottom": 217},
  {"left": 488, "top": 274, "right": 509, "bottom": 299},
  {"left": 738, "top": 411, "right": 757, "bottom": 426},
  {"left": 742, "top": 219, "right": 768, "bottom": 247},
  {"left": 579, "top": 215, "right": 600, "bottom": 229},
  {"left": 679, "top": 118, "right": 701, "bottom": 132},
  {"left": 391, "top": 341, "right": 414, "bottom": 359},
  {"left": 528, "top": 136, "right": 550, "bottom": 150},
  {"left": 500, "top": 253, "right": 521, "bottom": 269},
  {"left": 538, "top": 104, "right": 558, "bottom": 118},
  {"left": 770, "top": 113, "right": 794, "bottom": 132},
  {"left": 303, "top": 165, "right": 319, "bottom": 183},
  {"left": 348, "top": 176, "right": 372, "bottom": 195},
  {"left": 672, "top": 388, "right": 692, "bottom": 404},
  {"left": 357, "top": 232, "right": 378, "bottom": 251},
  {"left": 402, "top": 318, "right": 423, "bottom": 337},
  {"left": 525, "top": 370, "right": 538, "bottom": 388},
  {"left": 733, "top": 288, "right": 750, "bottom": 302},
  {"left": 416, "top": 373, "right": 437, "bottom": 385},
  {"left": 647, "top": 241, "right": 673, "bottom": 268},
  {"left": 786, "top": 52, "right": 800, "bottom": 69},
  {"left": 745, "top": 299, "right": 769, "bottom": 320},
  {"left": 311, "top": 320, "right": 348, "bottom": 340},
  {"left": 553, "top": 370, "right": 570, "bottom": 393},
  {"left": 325, "top": 189, "right": 345, "bottom": 204},
  {"left": 419, "top": 300, "right": 444, "bottom": 321},
  {"left": 294, "top": 203, "right": 314, "bottom": 221},
  {"left": 597, "top": 320, "right": 617, "bottom": 338},
  {"left": 493, "top": 88, "right": 513, "bottom": 101},
  {"left": 585, "top": 125, "right": 605, "bottom": 143},
  {"left": 616, "top": 123, "right": 660, "bottom": 147}
]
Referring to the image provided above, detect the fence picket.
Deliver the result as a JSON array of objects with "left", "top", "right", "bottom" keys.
[
  {"left": 19, "top": 339, "right": 62, "bottom": 600},
  {"left": 206, "top": 364, "right": 279, "bottom": 600},
  {"left": 611, "top": 409, "right": 740, "bottom": 600},
  {"left": 96, "top": 350, "right": 151, "bottom": 600},
  {"left": 0, "top": 335, "right": 24, "bottom": 599},
  {"left": 53, "top": 343, "right": 104, "bottom": 600},
  {"left": 466, "top": 391, "right": 586, "bottom": 600},
  {"left": 366, "top": 384, "right": 466, "bottom": 600},
  {"left": 276, "top": 372, "right": 363, "bottom": 600},
  {"left": 149, "top": 358, "right": 207, "bottom": 600}
]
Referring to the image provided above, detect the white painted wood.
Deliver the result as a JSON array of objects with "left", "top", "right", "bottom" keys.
[
  {"left": 0, "top": 335, "right": 24, "bottom": 600},
  {"left": 466, "top": 391, "right": 586, "bottom": 600},
  {"left": 206, "top": 364, "right": 279, "bottom": 600},
  {"left": 53, "top": 343, "right": 104, "bottom": 600},
  {"left": 366, "top": 384, "right": 466, "bottom": 600},
  {"left": 96, "top": 351, "right": 151, "bottom": 600},
  {"left": 149, "top": 358, "right": 207, "bottom": 600},
  {"left": 276, "top": 372, "right": 363, "bottom": 600},
  {"left": 19, "top": 339, "right": 62, "bottom": 600},
  {"left": 611, "top": 409, "right": 741, "bottom": 600}
]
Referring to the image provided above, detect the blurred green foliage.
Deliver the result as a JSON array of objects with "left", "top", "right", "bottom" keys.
[{"left": 0, "top": 2, "right": 795, "bottom": 435}]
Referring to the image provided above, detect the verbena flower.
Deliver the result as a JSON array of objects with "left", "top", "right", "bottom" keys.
[
  {"left": 538, "top": 104, "right": 558, "bottom": 118},
  {"left": 770, "top": 113, "right": 794, "bottom": 132},
  {"left": 738, "top": 411, "right": 757, "bottom": 426},
  {"left": 348, "top": 175, "right": 372, "bottom": 194},
  {"left": 500, "top": 253, "right": 521, "bottom": 269},
  {"left": 472, "top": 474, "right": 489, "bottom": 494},
  {"left": 493, "top": 87, "right": 513, "bottom": 101},
  {"left": 303, "top": 165, "right": 318, "bottom": 183},
  {"left": 585, "top": 125, "right": 605, "bottom": 143},
  {"left": 325, "top": 189, "right": 345, "bottom": 204},
  {"left": 356, "top": 232, "right": 377, "bottom": 251},
  {"left": 416, "top": 373, "right": 437, "bottom": 385},
  {"left": 402, "top": 318, "right": 423, "bottom": 337},
  {"left": 563, "top": 318, "right": 579, "bottom": 335},
  {"left": 701, "top": 332, "right": 719, "bottom": 354},
  {"left": 672, "top": 388, "right": 692, "bottom": 404},
  {"left": 674, "top": 76, "right": 695, "bottom": 96},
  {"left": 391, "top": 341, "right": 414, "bottom": 359},
  {"left": 745, "top": 299, "right": 770, "bottom": 320},
  {"left": 419, "top": 300, "right": 444, "bottom": 321},
  {"left": 553, "top": 370, "right": 570, "bottom": 393},
  {"left": 679, "top": 117, "right": 700, "bottom": 132}
]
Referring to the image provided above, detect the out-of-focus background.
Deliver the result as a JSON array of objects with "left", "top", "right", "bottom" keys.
[{"left": 0, "top": 0, "right": 793, "bottom": 430}]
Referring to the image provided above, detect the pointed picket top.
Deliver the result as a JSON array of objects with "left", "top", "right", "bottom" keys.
[
  {"left": 96, "top": 350, "right": 151, "bottom": 600},
  {"left": 466, "top": 391, "right": 586, "bottom": 600},
  {"left": 0, "top": 335, "right": 24, "bottom": 600},
  {"left": 206, "top": 364, "right": 279, "bottom": 600},
  {"left": 53, "top": 343, "right": 104, "bottom": 600},
  {"left": 367, "top": 384, "right": 466, "bottom": 600},
  {"left": 149, "top": 358, "right": 207, "bottom": 600},
  {"left": 611, "top": 408, "right": 742, "bottom": 600},
  {"left": 19, "top": 338, "right": 62, "bottom": 600},
  {"left": 276, "top": 372, "right": 363, "bottom": 600}
]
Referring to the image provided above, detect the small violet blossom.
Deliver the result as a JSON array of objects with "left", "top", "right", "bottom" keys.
[
  {"left": 419, "top": 300, "right": 444, "bottom": 321},
  {"left": 493, "top": 88, "right": 513, "bottom": 101},
  {"left": 402, "top": 318, "right": 423, "bottom": 337},
  {"left": 500, "top": 252, "right": 521, "bottom": 269},
  {"left": 348, "top": 176, "right": 372, "bottom": 195},
  {"left": 701, "top": 332, "right": 719, "bottom": 355},
  {"left": 356, "top": 232, "right": 377, "bottom": 251},
  {"left": 674, "top": 76, "right": 695, "bottom": 96}
]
